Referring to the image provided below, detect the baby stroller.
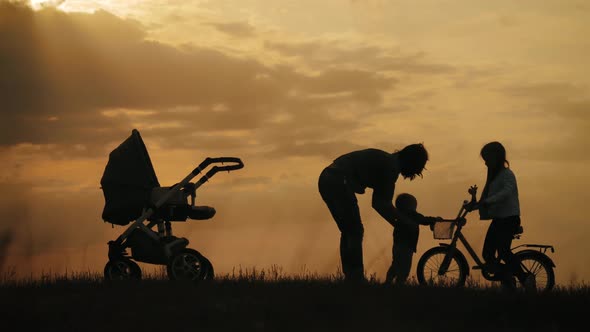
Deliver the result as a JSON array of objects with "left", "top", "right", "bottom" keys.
[{"left": 100, "top": 129, "right": 244, "bottom": 282}]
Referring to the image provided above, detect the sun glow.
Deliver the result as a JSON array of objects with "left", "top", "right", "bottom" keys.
[
  {"left": 29, "top": 0, "right": 63, "bottom": 10},
  {"left": 28, "top": 0, "right": 121, "bottom": 14}
]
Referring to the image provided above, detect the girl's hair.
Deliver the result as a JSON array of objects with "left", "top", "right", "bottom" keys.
[
  {"left": 480, "top": 141, "right": 510, "bottom": 199},
  {"left": 480, "top": 141, "right": 509, "bottom": 169}
]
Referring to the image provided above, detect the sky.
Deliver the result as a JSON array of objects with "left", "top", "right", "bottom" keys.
[{"left": 1, "top": 0, "right": 589, "bottom": 284}]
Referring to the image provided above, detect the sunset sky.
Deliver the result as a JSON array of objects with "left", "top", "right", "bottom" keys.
[{"left": 1, "top": 0, "right": 589, "bottom": 284}]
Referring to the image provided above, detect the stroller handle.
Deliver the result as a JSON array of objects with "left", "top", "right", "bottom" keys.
[{"left": 192, "top": 157, "right": 244, "bottom": 175}]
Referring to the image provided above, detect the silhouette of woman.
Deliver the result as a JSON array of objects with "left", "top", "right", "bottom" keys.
[{"left": 318, "top": 144, "right": 429, "bottom": 282}]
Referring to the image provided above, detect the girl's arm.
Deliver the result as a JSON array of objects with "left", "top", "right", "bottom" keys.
[
  {"left": 466, "top": 185, "right": 480, "bottom": 211},
  {"left": 483, "top": 170, "right": 517, "bottom": 204}
]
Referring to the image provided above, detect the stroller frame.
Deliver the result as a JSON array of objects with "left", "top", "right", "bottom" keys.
[
  {"left": 101, "top": 129, "right": 244, "bottom": 281},
  {"left": 108, "top": 156, "right": 243, "bottom": 260}
]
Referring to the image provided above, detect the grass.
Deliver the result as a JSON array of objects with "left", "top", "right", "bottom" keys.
[{"left": 1, "top": 266, "right": 588, "bottom": 332}]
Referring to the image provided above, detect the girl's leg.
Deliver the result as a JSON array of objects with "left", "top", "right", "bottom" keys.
[
  {"left": 496, "top": 217, "right": 526, "bottom": 283},
  {"left": 482, "top": 220, "right": 501, "bottom": 273}
]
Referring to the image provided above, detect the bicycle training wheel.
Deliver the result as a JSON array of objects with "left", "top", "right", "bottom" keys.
[
  {"left": 515, "top": 251, "right": 555, "bottom": 292},
  {"left": 417, "top": 246, "right": 468, "bottom": 287}
]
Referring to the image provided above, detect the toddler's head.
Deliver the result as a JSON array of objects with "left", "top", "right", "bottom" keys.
[{"left": 395, "top": 193, "right": 417, "bottom": 213}]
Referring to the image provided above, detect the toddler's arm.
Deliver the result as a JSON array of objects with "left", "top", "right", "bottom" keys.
[{"left": 407, "top": 211, "right": 441, "bottom": 225}]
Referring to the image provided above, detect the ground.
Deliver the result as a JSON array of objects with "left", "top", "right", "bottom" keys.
[{"left": 1, "top": 272, "right": 588, "bottom": 332}]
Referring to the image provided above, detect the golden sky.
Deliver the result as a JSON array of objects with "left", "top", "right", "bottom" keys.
[{"left": 1, "top": 0, "right": 589, "bottom": 284}]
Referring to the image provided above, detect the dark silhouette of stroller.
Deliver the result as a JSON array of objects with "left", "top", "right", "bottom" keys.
[{"left": 100, "top": 129, "right": 244, "bottom": 282}]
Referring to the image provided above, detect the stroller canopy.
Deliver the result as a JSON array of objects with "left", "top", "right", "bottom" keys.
[{"left": 101, "top": 129, "right": 160, "bottom": 225}]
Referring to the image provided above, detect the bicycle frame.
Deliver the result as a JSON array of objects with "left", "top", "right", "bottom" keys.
[
  {"left": 416, "top": 185, "right": 557, "bottom": 291},
  {"left": 437, "top": 200, "right": 555, "bottom": 281},
  {"left": 438, "top": 201, "right": 494, "bottom": 278}
]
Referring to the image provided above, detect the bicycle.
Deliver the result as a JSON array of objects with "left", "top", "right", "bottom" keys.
[{"left": 416, "top": 186, "right": 556, "bottom": 292}]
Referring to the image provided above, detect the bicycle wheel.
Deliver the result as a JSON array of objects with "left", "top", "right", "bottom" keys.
[
  {"left": 417, "top": 246, "right": 469, "bottom": 287},
  {"left": 515, "top": 251, "right": 555, "bottom": 292}
]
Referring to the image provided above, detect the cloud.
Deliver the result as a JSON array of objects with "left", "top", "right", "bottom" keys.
[
  {"left": 206, "top": 21, "right": 257, "bottom": 38},
  {"left": 265, "top": 140, "right": 366, "bottom": 159},
  {"left": 500, "top": 82, "right": 585, "bottom": 100},
  {"left": 498, "top": 81, "right": 590, "bottom": 161},
  {"left": 31, "top": 0, "right": 66, "bottom": 9},
  {"left": 265, "top": 40, "right": 455, "bottom": 74},
  {"left": 0, "top": 3, "right": 406, "bottom": 158},
  {"left": 227, "top": 176, "right": 272, "bottom": 187}
]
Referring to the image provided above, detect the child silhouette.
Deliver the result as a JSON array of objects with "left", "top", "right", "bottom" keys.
[{"left": 385, "top": 193, "right": 440, "bottom": 285}]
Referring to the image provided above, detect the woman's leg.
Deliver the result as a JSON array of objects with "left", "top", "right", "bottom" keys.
[{"left": 319, "top": 169, "right": 364, "bottom": 281}]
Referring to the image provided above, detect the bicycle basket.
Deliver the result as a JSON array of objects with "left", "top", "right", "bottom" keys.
[{"left": 433, "top": 221, "right": 455, "bottom": 240}]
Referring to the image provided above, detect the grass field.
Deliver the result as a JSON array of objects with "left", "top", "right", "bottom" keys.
[{"left": 1, "top": 268, "right": 588, "bottom": 332}]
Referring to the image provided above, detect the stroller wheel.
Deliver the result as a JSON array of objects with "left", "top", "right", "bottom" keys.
[
  {"left": 201, "top": 255, "right": 215, "bottom": 280},
  {"left": 167, "top": 248, "right": 207, "bottom": 282},
  {"left": 104, "top": 258, "right": 142, "bottom": 281}
]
